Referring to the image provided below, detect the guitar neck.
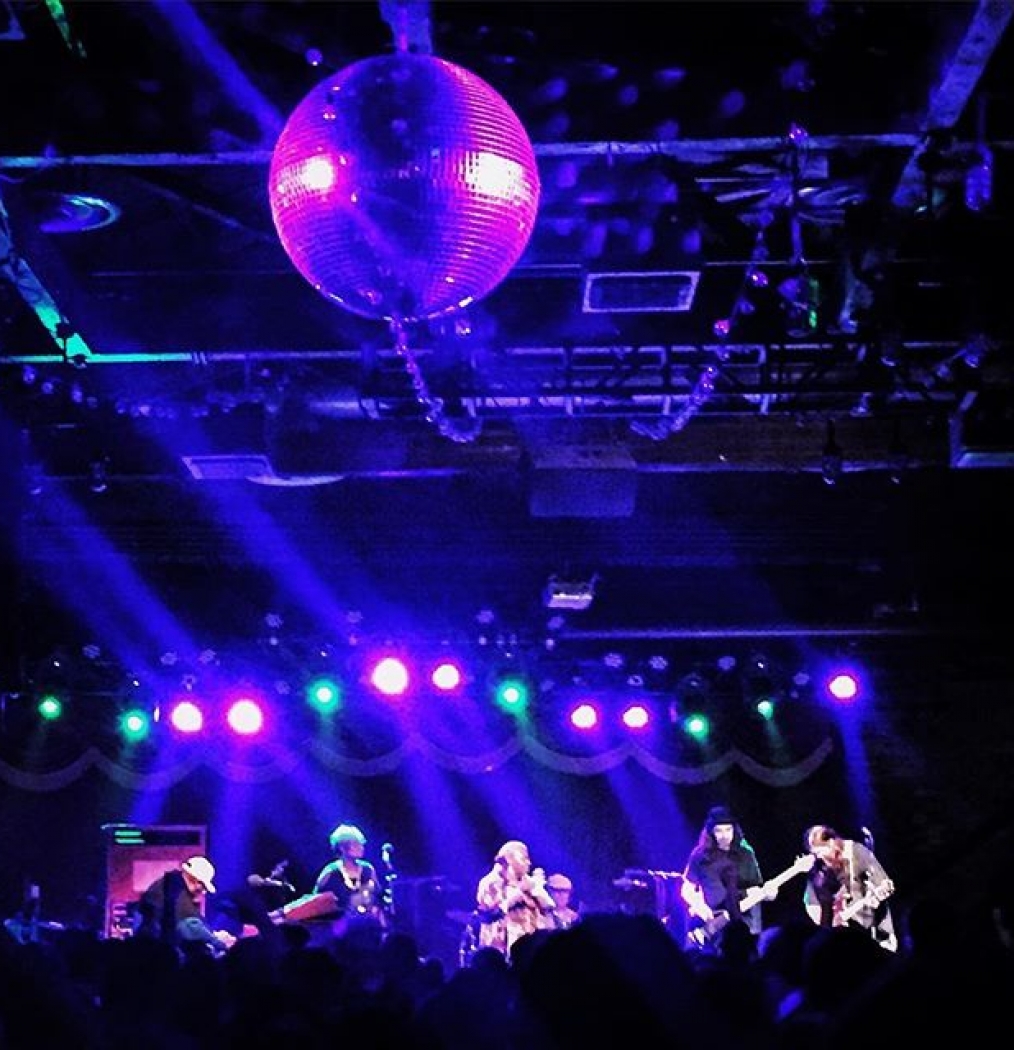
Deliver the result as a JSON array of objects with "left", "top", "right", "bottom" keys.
[
  {"left": 839, "top": 881, "right": 893, "bottom": 923},
  {"left": 838, "top": 897, "right": 867, "bottom": 923},
  {"left": 740, "top": 858, "right": 811, "bottom": 913}
]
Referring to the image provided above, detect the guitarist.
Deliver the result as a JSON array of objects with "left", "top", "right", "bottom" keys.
[
  {"left": 801, "top": 823, "right": 897, "bottom": 952},
  {"left": 680, "top": 805, "right": 773, "bottom": 952}
]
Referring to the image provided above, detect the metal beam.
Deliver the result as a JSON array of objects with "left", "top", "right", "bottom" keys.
[
  {"left": 837, "top": 1, "right": 1014, "bottom": 329},
  {"left": 0, "top": 135, "right": 945, "bottom": 172},
  {"left": 893, "top": 0, "right": 1014, "bottom": 212},
  {"left": 0, "top": 191, "right": 95, "bottom": 363}
]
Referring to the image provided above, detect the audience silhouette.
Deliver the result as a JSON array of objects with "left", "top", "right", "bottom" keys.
[{"left": 2, "top": 862, "right": 1012, "bottom": 1050}]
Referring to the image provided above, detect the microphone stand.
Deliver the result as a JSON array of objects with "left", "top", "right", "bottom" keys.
[{"left": 380, "top": 844, "right": 397, "bottom": 920}]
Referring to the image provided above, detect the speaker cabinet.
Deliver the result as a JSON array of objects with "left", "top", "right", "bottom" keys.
[
  {"left": 102, "top": 823, "right": 207, "bottom": 939},
  {"left": 528, "top": 445, "right": 638, "bottom": 517}
]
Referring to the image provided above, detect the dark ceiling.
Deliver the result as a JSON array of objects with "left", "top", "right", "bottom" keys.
[{"left": 2, "top": 1, "right": 1014, "bottom": 677}]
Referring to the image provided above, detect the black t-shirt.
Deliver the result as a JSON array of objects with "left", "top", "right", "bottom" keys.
[
  {"left": 685, "top": 843, "right": 764, "bottom": 933},
  {"left": 314, "top": 859, "right": 382, "bottom": 916}
]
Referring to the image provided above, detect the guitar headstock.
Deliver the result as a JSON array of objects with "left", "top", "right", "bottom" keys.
[{"left": 796, "top": 853, "right": 817, "bottom": 874}]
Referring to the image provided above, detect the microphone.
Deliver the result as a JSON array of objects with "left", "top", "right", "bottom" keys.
[{"left": 247, "top": 874, "right": 295, "bottom": 893}]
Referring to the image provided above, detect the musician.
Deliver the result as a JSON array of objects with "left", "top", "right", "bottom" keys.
[
  {"left": 3, "top": 882, "right": 64, "bottom": 945},
  {"left": 475, "top": 839, "right": 556, "bottom": 959},
  {"left": 802, "top": 823, "right": 897, "bottom": 952},
  {"left": 545, "top": 873, "right": 581, "bottom": 929},
  {"left": 135, "top": 855, "right": 236, "bottom": 956},
  {"left": 313, "top": 822, "right": 386, "bottom": 927},
  {"left": 680, "top": 805, "right": 772, "bottom": 952}
]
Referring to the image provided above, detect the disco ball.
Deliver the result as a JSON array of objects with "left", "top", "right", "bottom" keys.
[{"left": 268, "top": 52, "right": 541, "bottom": 323}]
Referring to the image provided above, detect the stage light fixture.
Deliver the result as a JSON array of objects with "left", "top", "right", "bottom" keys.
[
  {"left": 119, "top": 708, "right": 151, "bottom": 742},
  {"left": 37, "top": 694, "right": 63, "bottom": 721},
  {"left": 683, "top": 713, "right": 710, "bottom": 740},
  {"left": 494, "top": 677, "right": 529, "bottom": 713},
  {"left": 307, "top": 677, "right": 342, "bottom": 714},
  {"left": 88, "top": 457, "right": 109, "bottom": 494},
  {"left": 543, "top": 574, "right": 598, "bottom": 611},
  {"left": 226, "top": 698, "right": 265, "bottom": 736},
  {"left": 168, "top": 699, "right": 204, "bottom": 734},
  {"left": 369, "top": 656, "right": 411, "bottom": 698},
  {"left": 965, "top": 143, "right": 993, "bottom": 212},
  {"left": 826, "top": 670, "right": 861, "bottom": 703},
  {"left": 25, "top": 461, "right": 45, "bottom": 498},
  {"left": 778, "top": 267, "right": 821, "bottom": 338},
  {"left": 431, "top": 660, "right": 464, "bottom": 692},
  {"left": 621, "top": 703, "right": 651, "bottom": 730},
  {"left": 569, "top": 703, "right": 599, "bottom": 730}
]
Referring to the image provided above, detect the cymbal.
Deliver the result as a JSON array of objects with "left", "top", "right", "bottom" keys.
[{"left": 612, "top": 877, "right": 649, "bottom": 890}]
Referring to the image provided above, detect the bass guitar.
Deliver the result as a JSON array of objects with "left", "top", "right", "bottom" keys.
[{"left": 687, "top": 853, "right": 815, "bottom": 947}]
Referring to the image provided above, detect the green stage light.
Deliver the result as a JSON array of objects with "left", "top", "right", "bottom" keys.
[
  {"left": 307, "top": 677, "right": 343, "bottom": 714},
  {"left": 495, "top": 677, "right": 529, "bottom": 713},
  {"left": 37, "top": 694, "right": 63, "bottom": 721},
  {"left": 756, "top": 698, "right": 776, "bottom": 720},
  {"left": 119, "top": 708, "right": 151, "bottom": 742},
  {"left": 684, "top": 713, "right": 710, "bottom": 740}
]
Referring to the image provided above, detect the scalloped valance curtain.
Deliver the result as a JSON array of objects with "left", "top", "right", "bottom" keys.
[{"left": 0, "top": 726, "right": 833, "bottom": 792}]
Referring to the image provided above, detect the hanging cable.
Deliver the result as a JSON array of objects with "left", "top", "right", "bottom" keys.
[{"left": 392, "top": 321, "right": 482, "bottom": 443}]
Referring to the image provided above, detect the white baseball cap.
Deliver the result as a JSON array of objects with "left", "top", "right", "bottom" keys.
[{"left": 182, "top": 856, "right": 217, "bottom": 893}]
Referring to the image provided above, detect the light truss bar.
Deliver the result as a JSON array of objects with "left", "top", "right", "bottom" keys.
[
  {"left": 0, "top": 134, "right": 947, "bottom": 172},
  {"left": 0, "top": 339, "right": 965, "bottom": 368}
]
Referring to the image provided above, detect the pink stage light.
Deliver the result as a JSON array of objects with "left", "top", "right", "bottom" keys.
[
  {"left": 826, "top": 670, "right": 861, "bottom": 703},
  {"left": 431, "top": 660, "right": 464, "bottom": 692},
  {"left": 226, "top": 698, "right": 265, "bottom": 736},
  {"left": 569, "top": 703, "right": 599, "bottom": 730},
  {"left": 168, "top": 699, "right": 204, "bottom": 734},
  {"left": 621, "top": 703, "right": 651, "bottom": 730},
  {"left": 370, "top": 656, "right": 411, "bottom": 697}
]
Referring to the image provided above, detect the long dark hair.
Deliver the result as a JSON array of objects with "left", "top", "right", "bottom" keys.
[{"left": 695, "top": 813, "right": 747, "bottom": 853}]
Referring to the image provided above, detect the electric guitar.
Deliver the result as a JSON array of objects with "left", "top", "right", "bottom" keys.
[
  {"left": 836, "top": 876, "right": 894, "bottom": 926},
  {"left": 831, "top": 877, "right": 897, "bottom": 951},
  {"left": 687, "top": 853, "right": 815, "bottom": 947}
]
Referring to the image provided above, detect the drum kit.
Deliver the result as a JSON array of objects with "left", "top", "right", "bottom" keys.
[
  {"left": 444, "top": 869, "right": 691, "bottom": 966},
  {"left": 612, "top": 868, "right": 686, "bottom": 932}
]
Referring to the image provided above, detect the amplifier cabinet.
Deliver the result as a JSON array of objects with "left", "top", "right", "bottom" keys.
[{"left": 102, "top": 824, "right": 207, "bottom": 939}]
